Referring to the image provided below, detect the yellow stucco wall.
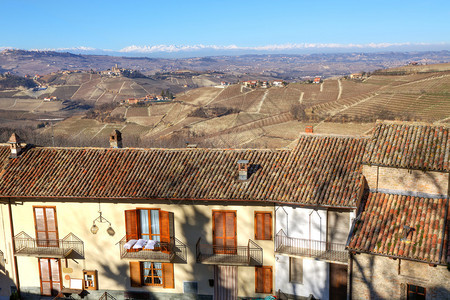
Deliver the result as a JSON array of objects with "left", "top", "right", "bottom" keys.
[{"left": 7, "top": 200, "right": 275, "bottom": 297}]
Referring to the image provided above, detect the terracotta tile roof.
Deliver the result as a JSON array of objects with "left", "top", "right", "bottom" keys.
[
  {"left": 364, "top": 121, "right": 450, "bottom": 172},
  {"left": 0, "top": 135, "right": 366, "bottom": 207},
  {"left": 347, "top": 192, "right": 449, "bottom": 265},
  {"left": 275, "top": 135, "right": 367, "bottom": 207}
]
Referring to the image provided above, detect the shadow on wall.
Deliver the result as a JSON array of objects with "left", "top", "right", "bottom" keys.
[
  {"left": 177, "top": 203, "right": 212, "bottom": 293},
  {"left": 0, "top": 269, "right": 16, "bottom": 299},
  {"left": 352, "top": 255, "right": 381, "bottom": 299}
]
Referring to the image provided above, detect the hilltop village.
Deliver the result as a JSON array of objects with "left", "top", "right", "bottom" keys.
[{"left": 0, "top": 120, "right": 449, "bottom": 300}]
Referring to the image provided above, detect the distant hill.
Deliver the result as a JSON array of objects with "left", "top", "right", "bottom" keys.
[
  {"left": 1, "top": 49, "right": 450, "bottom": 79},
  {"left": 0, "top": 62, "right": 449, "bottom": 149}
]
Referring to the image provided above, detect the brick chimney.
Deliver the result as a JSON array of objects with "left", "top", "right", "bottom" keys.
[
  {"left": 109, "top": 130, "right": 123, "bottom": 148},
  {"left": 305, "top": 126, "right": 314, "bottom": 133},
  {"left": 237, "top": 159, "right": 249, "bottom": 181},
  {"left": 8, "top": 133, "right": 24, "bottom": 158}
]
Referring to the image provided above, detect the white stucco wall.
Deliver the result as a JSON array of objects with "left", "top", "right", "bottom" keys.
[
  {"left": 275, "top": 254, "right": 329, "bottom": 300},
  {"left": 275, "top": 206, "right": 328, "bottom": 299},
  {"left": 274, "top": 206, "right": 355, "bottom": 299},
  {"left": 275, "top": 206, "right": 326, "bottom": 242}
]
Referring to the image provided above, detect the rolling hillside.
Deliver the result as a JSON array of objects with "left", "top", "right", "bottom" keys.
[{"left": 1, "top": 63, "right": 449, "bottom": 149}]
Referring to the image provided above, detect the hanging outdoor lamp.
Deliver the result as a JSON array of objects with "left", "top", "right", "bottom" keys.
[{"left": 90, "top": 203, "right": 115, "bottom": 236}]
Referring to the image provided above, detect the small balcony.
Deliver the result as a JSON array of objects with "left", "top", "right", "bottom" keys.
[
  {"left": 118, "top": 236, "right": 187, "bottom": 263},
  {"left": 196, "top": 238, "right": 263, "bottom": 266},
  {"left": 275, "top": 230, "right": 348, "bottom": 264},
  {"left": 13, "top": 231, "right": 84, "bottom": 258}
]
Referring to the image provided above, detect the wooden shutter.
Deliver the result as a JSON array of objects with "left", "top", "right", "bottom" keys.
[
  {"left": 162, "top": 263, "right": 174, "bottom": 289},
  {"left": 264, "top": 266, "right": 273, "bottom": 294},
  {"left": 39, "top": 258, "right": 61, "bottom": 296},
  {"left": 50, "top": 258, "right": 61, "bottom": 294},
  {"left": 255, "top": 213, "right": 263, "bottom": 240},
  {"left": 255, "top": 212, "right": 272, "bottom": 240},
  {"left": 39, "top": 259, "right": 51, "bottom": 296},
  {"left": 255, "top": 266, "right": 272, "bottom": 294},
  {"left": 125, "top": 210, "right": 138, "bottom": 240},
  {"left": 129, "top": 262, "right": 142, "bottom": 287},
  {"left": 34, "top": 207, "right": 59, "bottom": 247},
  {"left": 159, "top": 210, "right": 170, "bottom": 253},
  {"left": 264, "top": 213, "right": 272, "bottom": 240},
  {"left": 213, "top": 211, "right": 236, "bottom": 254},
  {"left": 213, "top": 211, "right": 225, "bottom": 249},
  {"left": 225, "top": 212, "right": 236, "bottom": 250}
]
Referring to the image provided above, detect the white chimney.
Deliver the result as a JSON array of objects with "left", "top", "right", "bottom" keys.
[{"left": 237, "top": 160, "right": 249, "bottom": 181}]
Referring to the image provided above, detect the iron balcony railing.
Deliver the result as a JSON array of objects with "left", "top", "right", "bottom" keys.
[
  {"left": 196, "top": 237, "right": 263, "bottom": 266},
  {"left": 275, "top": 229, "right": 348, "bottom": 263},
  {"left": 14, "top": 231, "right": 84, "bottom": 258},
  {"left": 98, "top": 292, "right": 117, "bottom": 300},
  {"left": 118, "top": 236, "right": 187, "bottom": 263}
]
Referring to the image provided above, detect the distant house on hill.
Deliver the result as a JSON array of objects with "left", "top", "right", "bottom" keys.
[
  {"left": 350, "top": 73, "right": 363, "bottom": 79},
  {"left": 43, "top": 96, "right": 57, "bottom": 102},
  {"left": 313, "top": 77, "right": 321, "bottom": 84},
  {"left": 272, "top": 80, "right": 284, "bottom": 87},
  {"left": 242, "top": 80, "right": 259, "bottom": 88}
]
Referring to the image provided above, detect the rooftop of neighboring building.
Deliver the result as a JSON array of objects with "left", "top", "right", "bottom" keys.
[
  {"left": 347, "top": 191, "right": 449, "bottom": 265},
  {"left": 0, "top": 133, "right": 367, "bottom": 208},
  {"left": 363, "top": 120, "right": 450, "bottom": 172}
]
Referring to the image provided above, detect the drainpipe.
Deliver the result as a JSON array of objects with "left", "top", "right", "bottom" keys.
[
  {"left": 348, "top": 252, "right": 353, "bottom": 300},
  {"left": 8, "top": 199, "right": 20, "bottom": 296}
]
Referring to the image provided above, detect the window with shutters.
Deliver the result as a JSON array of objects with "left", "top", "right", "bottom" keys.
[
  {"left": 34, "top": 207, "right": 59, "bottom": 247},
  {"left": 143, "top": 262, "right": 162, "bottom": 286},
  {"left": 213, "top": 210, "right": 237, "bottom": 254},
  {"left": 289, "top": 257, "right": 303, "bottom": 284},
  {"left": 124, "top": 209, "right": 172, "bottom": 250},
  {"left": 254, "top": 212, "right": 272, "bottom": 240},
  {"left": 126, "top": 208, "right": 175, "bottom": 289},
  {"left": 129, "top": 261, "right": 174, "bottom": 288},
  {"left": 38, "top": 258, "right": 61, "bottom": 296},
  {"left": 255, "top": 266, "right": 272, "bottom": 294}
]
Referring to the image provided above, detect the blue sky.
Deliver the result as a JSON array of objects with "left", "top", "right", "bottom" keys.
[{"left": 1, "top": 0, "right": 449, "bottom": 56}]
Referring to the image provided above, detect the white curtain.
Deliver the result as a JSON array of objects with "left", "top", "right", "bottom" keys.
[
  {"left": 140, "top": 210, "right": 149, "bottom": 240},
  {"left": 150, "top": 210, "right": 160, "bottom": 241}
]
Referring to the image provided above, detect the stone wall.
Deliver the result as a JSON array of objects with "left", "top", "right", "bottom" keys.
[
  {"left": 362, "top": 165, "right": 449, "bottom": 197},
  {"left": 351, "top": 253, "right": 450, "bottom": 300}
]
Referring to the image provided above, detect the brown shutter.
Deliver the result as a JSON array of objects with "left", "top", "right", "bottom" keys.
[
  {"left": 255, "top": 267, "right": 263, "bottom": 293},
  {"left": 34, "top": 207, "right": 58, "bottom": 247},
  {"left": 255, "top": 213, "right": 263, "bottom": 240},
  {"left": 160, "top": 210, "right": 171, "bottom": 254},
  {"left": 39, "top": 259, "right": 51, "bottom": 296},
  {"left": 255, "top": 266, "right": 272, "bottom": 294},
  {"left": 264, "top": 213, "right": 272, "bottom": 240},
  {"left": 264, "top": 267, "right": 273, "bottom": 294},
  {"left": 225, "top": 212, "right": 236, "bottom": 249},
  {"left": 129, "top": 262, "right": 142, "bottom": 287},
  {"left": 213, "top": 211, "right": 224, "bottom": 249},
  {"left": 162, "top": 263, "right": 174, "bottom": 289},
  {"left": 125, "top": 210, "right": 138, "bottom": 240},
  {"left": 160, "top": 210, "right": 170, "bottom": 243}
]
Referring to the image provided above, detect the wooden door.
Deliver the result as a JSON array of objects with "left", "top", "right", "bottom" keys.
[
  {"left": 214, "top": 265, "right": 237, "bottom": 300},
  {"left": 38, "top": 258, "right": 61, "bottom": 296},
  {"left": 213, "top": 211, "right": 236, "bottom": 254},
  {"left": 329, "top": 263, "right": 347, "bottom": 300},
  {"left": 34, "top": 207, "right": 58, "bottom": 247}
]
